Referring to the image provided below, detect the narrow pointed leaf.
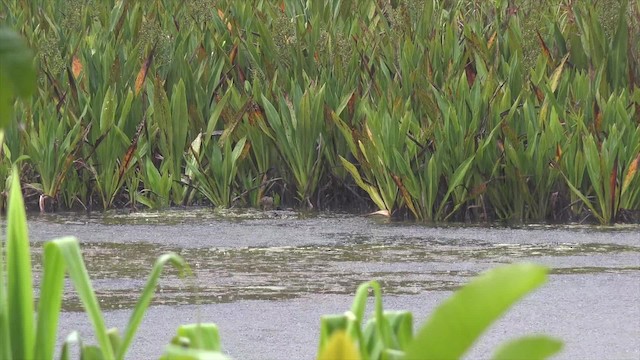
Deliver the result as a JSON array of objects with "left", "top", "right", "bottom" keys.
[
  {"left": 117, "top": 253, "right": 190, "bottom": 360},
  {"left": 6, "top": 167, "right": 34, "bottom": 360}
]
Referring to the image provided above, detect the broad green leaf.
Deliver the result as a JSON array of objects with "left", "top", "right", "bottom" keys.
[
  {"left": 0, "top": 72, "right": 15, "bottom": 130},
  {"left": 549, "top": 54, "right": 569, "bottom": 93},
  {"left": 404, "top": 263, "right": 548, "bottom": 359},
  {"left": 492, "top": 336, "right": 563, "bottom": 360},
  {"left": 170, "top": 80, "right": 189, "bottom": 174},
  {"left": 0, "top": 27, "right": 36, "bottom": 128},
  {"left": 100, "top": 87, "right": 117, "bottom": 133}
]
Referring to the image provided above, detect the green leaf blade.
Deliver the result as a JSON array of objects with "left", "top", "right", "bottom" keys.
[
  {"left": 117, "top": 253, "right": 190, "bottom": 360},
  {"left": 404, "top": 263, "right": 548, "bottom": 360},
  {"left": 49, "top": 236, "right": 115, "bottom": 360},
  {"left": 6, "top": 166, "right": 35, "bottom": 360},
  {"left": 492, "top": 335, "right": 563, "bottom": 360},
  {"left": 34, "top": 239, "right": 68, "bottom": 360}
]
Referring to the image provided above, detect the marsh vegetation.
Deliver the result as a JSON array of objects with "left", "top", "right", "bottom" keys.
[{"left": 1, "top": 0, "right": 639, "bottom": 224}]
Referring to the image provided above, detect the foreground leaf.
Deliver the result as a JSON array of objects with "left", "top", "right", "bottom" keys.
[
  {"left": 44, "top": 237, "right": 115, "bottom": 360},
  {"left": 404, "top": 263, "right": 548, "bottom": 359},
  {"left": 318, "top": 331, "right": 361, "bottom": 360},
  {"left": 0, "top": 27, "right": 36, "bottom": 128},
  {"left": 117, "top": 253, "right": 190, "bottom": 359},
  {"left": 6, "top": 166, "right": 34, "bottom": 360},
  {"left": 492, "top": 335, "right": 563, "bottom": 360},
  {"left": 161, "top": 346, "right": 231, "bottom": 360}
]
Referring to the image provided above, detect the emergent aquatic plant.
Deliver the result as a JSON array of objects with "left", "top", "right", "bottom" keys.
[
  {"left": 1, "top": 0, "right": 639, "bottom": 223},
  {"left": 0, "top": 28, "right": 194, "bottom": 360},
  {"left": 166, "top": 263, "right": 562, "bottom": 360},
  {"left": 1, "top": 167, "right": 191, "bottom": 360}
]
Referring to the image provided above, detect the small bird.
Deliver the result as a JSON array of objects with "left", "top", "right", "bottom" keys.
[{"left": 260, "top": 196, "right": 274, "bottom": 210}]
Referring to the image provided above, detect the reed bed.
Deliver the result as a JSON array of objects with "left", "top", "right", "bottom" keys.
[{"left": 0, "top": 0, "right": 638, "bottom": 224}]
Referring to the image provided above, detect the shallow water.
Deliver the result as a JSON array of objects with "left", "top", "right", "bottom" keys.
[{"left": 22, "top": 209, "right": 640, "bottom": 359}]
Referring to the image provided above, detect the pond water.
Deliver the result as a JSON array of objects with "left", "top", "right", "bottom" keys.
[{"left": 24, "top": 209, "right": 640, "bottom": 359}]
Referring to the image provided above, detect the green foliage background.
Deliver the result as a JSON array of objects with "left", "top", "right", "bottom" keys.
[{"left": 0, "top": 0, "right": 639, "bottom": 224}]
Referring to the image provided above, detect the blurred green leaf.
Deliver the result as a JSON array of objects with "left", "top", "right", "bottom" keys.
[
  {"left": 0, "top": 27, "right": 36, "bottom": 128},
  {"left": 6, "top": 166, "right": 35, "bottom": 360},
  {"left": 318, "top": 331, "right": 361, "bottom": 360},
  {"left": 492, "top": 335, "right": 563, "bottom": 360},
  {"left": 404, "top": 263, "right": 548, "bottom": 359}
]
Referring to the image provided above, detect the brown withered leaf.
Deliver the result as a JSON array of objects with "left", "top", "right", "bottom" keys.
[
  {"left": 487, "top": 31, "right": 497, "bottom": 50},
  {"left": 196, "top": 43, "right": 207, "bottom": 62},
  {"left": 229, "top": 43, "right": 239, "bottom": 65},
  {"left": 536, "top": 30, "right": 553, "bottom": 66},
  {"left": 531, "top": 82, "right": 545, "bottom": 103},
  {"left": 237, "top": 66, "right": 246, "bottom": 83},
  {"left": 391, "top": 173, "right": 418, "bottom": 218},
  {"left": 217, "top": 8, "right": 233, "bottom": 32},
  {"left": 239, "top": 140, "right": 251, "bottom": 161},
  {"left": 72, "top": 56, "right": 83, "bottom": 78},
  {"left": 348, "top": 92, "right": 357, "bottom": 116},
  {"left": 469, "top": 181, "right": 488, "bottom": 198},
  {"left": 610, "top": 156, "right": 618, "bottom": 221},
  {"left": 118, "top": 117, "right": 146, "bottom": 182},
  {"left": 622, "top": 153, "right": 640, "bottom": 194},
  {"left": 594, "top": 100, "right": 603, "bottom": 135},
  {"left": 135, "top": 45, "right": 156, "bottom": 96},
  {"left": 555, "top": 143, "right": 563, "bottom": 162},
  {"left": 465, "top": 61, "right": 476, "bottom": 86}
]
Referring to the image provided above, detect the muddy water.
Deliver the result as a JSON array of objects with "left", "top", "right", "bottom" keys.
[{"left": 25, "top": 209, "right": 640, "bottom": 359}]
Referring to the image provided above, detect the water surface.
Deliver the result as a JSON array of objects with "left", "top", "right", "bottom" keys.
[{"left": 23, "top": 209, "right": 640, "bottom": 359}]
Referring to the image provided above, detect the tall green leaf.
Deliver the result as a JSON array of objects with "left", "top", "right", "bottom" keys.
[
  {"left": 6, "top": 166, "right": 34, "bottom": 360},
  {"left": 33, "top": 237, "right": 66, "bottom": 360},
  {"left": 44, "top": 237, "right": 115, "bottom": 360}
]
